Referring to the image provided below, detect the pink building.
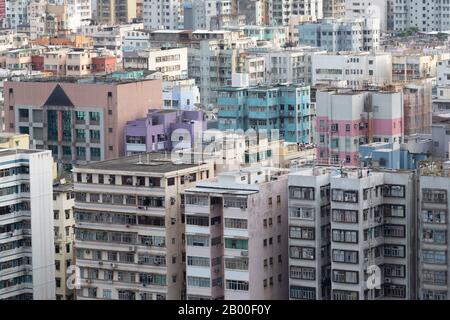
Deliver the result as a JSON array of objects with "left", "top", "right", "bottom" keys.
[
  {"left": 316, "top": 89, "right": 404, "bottom": 166},
  {"left": 184, "top": 167, "right": 289, "bottom": 300},
  {"left": 4, "top": 76, "right": 162, "bottom": 171}
]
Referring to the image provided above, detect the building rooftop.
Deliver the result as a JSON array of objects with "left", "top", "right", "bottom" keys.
[
  {"left": 0, "top": 148, "right": 45, "bottom": 156},
  {"left": 18, "top": 74, "right": 159, "bottom": 85},
  {"left": 75, "top": 152, "right": 208, "bottom": 174}
]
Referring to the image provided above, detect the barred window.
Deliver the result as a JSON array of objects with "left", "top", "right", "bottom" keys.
[
  {"left": 332, "top": 209, "right": 358, "bottom": 223},
  {"left": 383, "top": 264, "right": 405, "bottom": 278},
  {"left": 224, "top": 257, "right": 248, "bottom": 270},
  {"left": 289, "top": 187, "right": 315, "bottom": 200},
  {"left": 332, "top": 249, "right": 358, "bottom": 264},
  {"left": 333, "top": 290, "right": 358, "bottom": 300},
  {"left": 290, "top": 286, "right": 315, "bottom": 300},
  {"left": 289, "top": 246, "right": 315, "bottom": 260},
  {"left": 186, "top": 235, "right": 209, "bottom": 247},
  {"left": 226, "top": 280, "right": 249, "bottom": 291},
  {"left": 289, "top": 226, "right": 314, "bottom": 240},
  {"left": 332, "top": 270, "right": 358, "bottom": 284},
  {"left": 289, "top": 207, "right": 314, "bottom": 220},
  {"left": 186, "top": 215, "right": 209, "bottom": 227},
  {"left": 332, "top": 229, "right": 358, "bottom": 243},
  {"left": 384, "top": 245, "right": 405, "bottom": 258},
  {"left": 185, "top": 195, "right": 209, "bottom": 206},
  {"left": 289, "top": 266, "right": 315, "bottom": 280},
  {"left": 187, "top": 276, "right": 210, "bottom": 288},
  {"left": 224, "top": 197, "right": 247, "bottom": 208},
  {"left": 224, "top": 218, "right": 248, "bottom": 229},
  {"left": 187, "top": 256, "right": 210, "bottom": 267}
]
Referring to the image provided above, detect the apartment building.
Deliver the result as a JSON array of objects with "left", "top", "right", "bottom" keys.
[
  {"left": 123, "top": 47, "right": 188, "bottom": 81},
  {"left": 188, "top": 36, "right": 257, "bottom": 106},
  {"left": 124, "top": 109, "right": 206, "bottom": 155},
  {"left": 299, "top": 17, "right": 381, "bottom": 52},
  {"left": 1, "top": 0, "right": 29, "bottom": 29},
  {"left": 217, "top": 84, "right": 313, "bottom": 144},
  {"left": 388, "top": 0, "right": 450, "bottom": 32},
  {"left": 392, "top": 53, "right": 438, "bottom": 83},
  {"left": 97, "top": 0, "right": 137, "bottom": 25},
  {"left": 418, "top": 160, "right": 450, "bottom": 300},
  {"left": 162, "top": 78, "right": 200, "bottom": 110},
  {"left": 288, "top": 166, "right": 417, "bottom": 300},
  {"left": 269, "top": 0, "right": 323, "bottom": 26},
  {"left": 312, "top": 52, "right": 392, "bottom": 88},
  {"left": 4, "top": 76, "right": 162, "bottom": 172},
  {"left": 316, "top": 89, "right": 403, "bottom": 166},
  {"left": 81, "top": 24, "right": 144, "bottom": 64},
  {"left": 0, "top": 133, "right": 30, "bottom": 149},
  {"left": 143, "top": 0, "right": 184, "bottom": 30},
  {"left": 72, "top": 153, "right": 214, "bottom": 300},
  {"left": 53, "top": 180, "right": 75, "bottom": 300},
  {"left": 184, "top": 167, "right": 289, "bottom": 299},
  {"left": 0, "top": 149, "right": 55, "bottom": 300}
]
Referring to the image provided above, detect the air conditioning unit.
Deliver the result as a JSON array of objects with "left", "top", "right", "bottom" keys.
[
  {"left": 170, "top": 197, "right": 176, "bottom": 205},
  {"left": 86, "top": 250, "right": 91, "bottom": 254},
  {"left": 241, "top": 251, "right": 248, "bottom": 257},
  {"left": 129, "top": 246, "right": 135, "bottom": 252},
  {"left": 86, "top": 279, "right": 92, "bottom": 284},
  {"left": 384, "top": 278, "right": 391, "bottom": 283},
  {"left": 99, "top": 261, "right": 103, "bottom": 265},
  {"left": 240, "top": 206, "right": 246, "bottom": 210},
  {"left": 111, "top": 263, "right": 117, "bottom": 268}
]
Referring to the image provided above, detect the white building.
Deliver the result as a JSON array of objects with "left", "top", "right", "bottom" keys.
[
  {"left": 81, "top": 23, "right": 144, "bottom": 64},
  {"left": 122, "top": 30, "right": 151, "bottom": 53},
  {"left": 53, "top": 181, "right": 75, "bottom": 300},
  {"left": 184, "top": 167, "right": 289, "bottom": 300},
  {"left": 312, "top": 52, "right": 392, "bottom": 88},
  {"left": 73, "top": 153, "right": 214, "bottom": 300},
  {"left": 418, "top": 161, "right": 450, "bottom": 300},
  {"left": 143, "top": 0, "right": 184, "bottom": 30},
  {"left": 0, "top": 149, "right": 55, "bottom": 300},
  {"left": 299, "top": 17, "right": 381, "bottom": 52},
  {"left": 269, "top": 0, "right": 323, "bottom": 26},
  {"left": 388, "top": 0, "right": 450, "bottom": 32},
  {"left": 184, "top": 0, "right": 234, "bottom": 30},
  {"left": 2, "top": 0, "right": 30, "bottom": 29},
  {"left": 288, "top": 166, "right": 417, "bottom": 300},
  {"left": 163, "top": 78, "right": 200, "bottom": 110}
]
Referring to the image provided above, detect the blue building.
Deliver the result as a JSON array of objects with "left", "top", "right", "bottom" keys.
[
  {"left": 359, "top": 137, "right": 432, "bottom": 169},
  {"left": 217, "top": 84, "right": 313, "bottom": 144}
]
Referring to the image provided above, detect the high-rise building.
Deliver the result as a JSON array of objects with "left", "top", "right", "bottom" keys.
[
  {"left": 269, "top": 0, "right": 323, "bottom": 26},
  {"left": 0, "top": 149, "right": 55, "bottom": 300},
  {"left": 97, "top": 0, "right": 137, "bottom": 25},
  {"left": 417, "top": 160, "right": 450, "bottom": 300},
  {"left": 53, "top": 180, "right": 75, "bottom": 300},
  {"left": 4, "top": 76, "right": 162, "bottom": 172},
  {"left": 315, "top": 88, "right": 403, "bottom": 166},
  {"left": 184, "top": 167, "right": 289, "bottom": 299},
  {"left": 217, "top": 84, "right": 313, "bottom": 144},
  {"left": 72, "top": 152, "right": 214, "bottom": 300},
  {"left": 143, "top": 0, "right": 184, "bottom": 30},
  {"left": 388, "top": 0, "right": 450, "bottom": 32},
  {"left": 288, "top": 166, "right": 417, "bottom": 300}
]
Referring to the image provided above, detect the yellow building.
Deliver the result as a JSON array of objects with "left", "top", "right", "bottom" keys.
[{"left": 0, "top": 133, "right": 30, "bottom": 149}]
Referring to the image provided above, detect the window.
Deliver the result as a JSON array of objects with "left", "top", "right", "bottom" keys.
[
  {"left": 289, "top": 226, "right": 314, "bottom": 240},
  {"left": 332, "top": 229, "right": 358, "bottom": 243},
  {"left": 332, "top": 250, "right": 358, "bottom": 264},
  {"left": 289, "top": 266, "right": 315, "bottom": 280},
  {"left": 384, "top": 224, "right": 406, "bottom": 238},
  {"left": 423, "top": 229, "right": 447, "bottom": 244},
  {"left": 185, "top": 195, "right": 209, "bottom": 206},
  {"left": 383, "top": 264, "right": 405, "bottom": 278},
  {"left": 332, "top": 209, "right": 358, "bottom": 223},
  {"left": 226, "top": 280, "right": 249, "bottom": 291},
  {"left": 103, "top": 289, "right": 112, "bottom": 299},
  {"left": 423, "top": 250, "right": 447, "bottom": 264},
  {"left": 289, "top": 246, "right": 315, "bottom": 260},
  {"left": 384, "top": 245, "right": 405, "bottom": 258},
  {"left": 384, "top": 204, "right": 405, "bottom": 218},
  {"left": 224, "top": 197, "right": 247, "bottom": 208},
  {"left": 333, "top": 290, "right": 358, "bottom": 300},
  {"left": 224, "top": 258, "right": 249, "bottom": 270},
  {"left": 290, "top": 286, "right": 315, "bottom": 300},
  {"left": 289, "top": 207, "right": 314, "bottom": 220},
  {"left": 422, "top": 189, "right": 447, "bottom": 203},
  {"left": 225, "top": 238, "right": 248, "bottom": 250},
  {"left": 187, "top": 256, "right": 210, "bottom": 267},
  {"left": 224, "top": 218, "right": 248, "bottom": 229},
  {"left": 422, "top": 210, "right": 446, "bottom": 224},
  {"left": 186, "top": 235, "right": 209, "bottom": 247},
  {"left": 332, "top": 189, "right": 358, "bottom": 202},
  {"left": 289, "top": 187, "right": 314, "bottom": 200},
  {"left": 332, "top": 270, "right": 358, "bottom": 284},
  {"left": 383, "top": 185, "right": 405, "bottom": 198},
  {"left": 186, "top": 215, "right": 209, "bottom": 227},
  {"left": 423, "top": 270, "right": 447, "bottom": 285},
  {"left": 383, "top": 284, "right": 405, "bottom": 298}
]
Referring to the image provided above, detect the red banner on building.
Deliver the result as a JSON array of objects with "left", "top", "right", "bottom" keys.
[
  {"left": 57, "top": 111, "right": 63, "bottom": 144},
  {"left": 0, "top": 0, "right": 5, "bottom": 19}
]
